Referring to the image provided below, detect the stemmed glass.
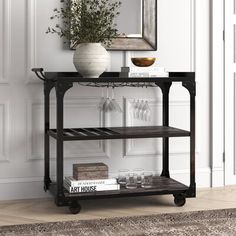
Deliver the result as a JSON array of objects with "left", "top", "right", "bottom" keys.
[
  {"left": 98, "top": 87, "right": 106, "bottom": 111},
  {"left": 143, "top": 101, "right": 151, "bottom": 121},
  {"left": 138, "top": 100, "right": 145, "bottom": 120},
  {"left": 98, "top": 87, "right": 122, "bottom": 113},
  {"left": 103, "top": 87, "right": 112, "bottom": 112},
  {"left": 110, "top": 87, "right": 122, "bottom": 112},
  {"left": 133, "top": 99, "right": 140, "bottom": 119},
  {"left": 133, "top": 99, "right": 151, "bottom": 121}
]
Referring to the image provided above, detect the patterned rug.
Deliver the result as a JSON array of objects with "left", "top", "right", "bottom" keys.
[{"left": 1, "top": 208, "right": 236, "bottom": 236}]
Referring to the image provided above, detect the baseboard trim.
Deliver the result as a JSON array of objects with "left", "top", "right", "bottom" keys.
[
  {"left": 171, "top": 168, "right": 211, "bottom": 188},
  {"left": 211, "top": 167, "right": 224, "bottom": 187},
  {"left": 0, "top": 181, "right": 50, "bottom": 201}
]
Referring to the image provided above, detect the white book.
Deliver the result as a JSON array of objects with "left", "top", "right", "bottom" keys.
[
  {"left": 128, "top": 66, "right": 169, "bottom": 78},
  {"left": 64, "top": 182, "right": 120, "bottom": 193},
  {"left": 129, "top": 66, "right": 167, "bottom": 73},
  {"left": 129, "top": 72, "right": 169, "bottom": 78},
  {"left": 64, "top": 176, "right": 117, "bottom": 187}
]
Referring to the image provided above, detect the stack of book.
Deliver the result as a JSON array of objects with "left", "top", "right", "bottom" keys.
[
  {"left": 121, "top": 66, "right": 169, "bottom": 78},
  {"left": 64, "top": 177, "right": 120, "bottom": 193}
]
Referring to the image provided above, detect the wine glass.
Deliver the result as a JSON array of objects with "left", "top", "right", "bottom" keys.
[
  {"left": 110, "top": 87, "right": 122, "bottom": 112},
  {"left": 143, "top": 101, "right": 151, "bottom": 121},
  {"left": 138, "top": 100, "right": 145, "bottom": 120},
  {"left": 134, "top": 100, "right": 141, "bottom": 119},
  {"left": 98, "top": 87, "right": 106, "bottom": 111},
  {"left": 103, "top": 87, "right": 112, "bottom": 112}
]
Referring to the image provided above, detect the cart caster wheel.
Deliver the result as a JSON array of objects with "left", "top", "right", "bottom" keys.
[
  {"left": 43, "top": 185, "right": 47, "bottom": 192},
  {"left": 69, "top": 202, "right": 81, "bottom": 214},
  {"left": 44, "top": 181, "right": 51, "bottom": 192},
  {"left": 174, "top": 194, "right": 186, "bottom": 207}
]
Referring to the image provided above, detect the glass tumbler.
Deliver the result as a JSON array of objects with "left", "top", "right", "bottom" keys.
[
  {"left": 118, "top": 169, "right": 129, "bottom": 186},
  {"left": 133, "top": 168, "right": 144, "bottom": 185},
  {"left": 141, "top": 172, "right": 153, "bottom": 188},
  {"left": 126, "top": 173, "right": 138, "bottom": 189}
]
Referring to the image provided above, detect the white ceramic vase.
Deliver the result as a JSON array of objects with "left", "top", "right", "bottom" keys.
[{"left": 73, "top": 43, "right": 109, "bottom": 78}]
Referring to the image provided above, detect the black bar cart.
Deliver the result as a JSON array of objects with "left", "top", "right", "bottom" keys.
[{"left": 32, "top": 68, "right": 196, "bottom": 214}]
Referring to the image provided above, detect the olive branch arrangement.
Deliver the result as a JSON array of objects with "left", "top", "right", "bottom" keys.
[{"left": 46, "top": 0, "right": 122, "bottom": 48}]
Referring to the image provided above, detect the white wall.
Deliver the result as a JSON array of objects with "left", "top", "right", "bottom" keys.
[{"left": 0, "top": 0, "right": 211, "bottom": 200}]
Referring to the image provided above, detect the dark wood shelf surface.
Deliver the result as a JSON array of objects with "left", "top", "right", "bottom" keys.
[
  {"left": 48, "top": 176, "right": 188, "bottom": 200},
  {"left": 48, "top": 126, "right": 190, "bottom": 141}
]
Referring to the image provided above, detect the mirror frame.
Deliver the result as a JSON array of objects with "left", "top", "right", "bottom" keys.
[
  {"left": 71, "top": 0, "right": 157, "bottom": 51},
  {"left": 107, "top": 0, "right": 157, "bottom": 51}
]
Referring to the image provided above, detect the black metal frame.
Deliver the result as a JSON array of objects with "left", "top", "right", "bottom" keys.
[{"left": 33, "top": 68, "right": 196, "bottom": 210}]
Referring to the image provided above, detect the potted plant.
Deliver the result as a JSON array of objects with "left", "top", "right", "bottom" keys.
[{"left": 46, "top": 0, "right": 121, "bottom": 78}]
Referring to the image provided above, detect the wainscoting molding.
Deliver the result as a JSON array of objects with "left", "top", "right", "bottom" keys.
[
  {"left": 210, "top": 0, "right": 224, "bottom": 187},
  {"left": 0, "top": 0, "right": 11, "bottom": 84},
  {"left": 0, "top": 102, "right": 10, "bottom": 162},
  {"left": 26, "top": 0, "right": 37, "bottom": 83},
  {"left": 26, "top": 97, "right": 110, "bottom": 161},
  {"left": 190, "top": 0, "right": 195, "bottom": 72},
  {"left": 124, "top": 98, "right": 191, "bottom": 158}
]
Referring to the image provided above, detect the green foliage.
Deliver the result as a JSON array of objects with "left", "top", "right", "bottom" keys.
[{"left": 46, "top": 0, "right": 121, "bottom": 47}]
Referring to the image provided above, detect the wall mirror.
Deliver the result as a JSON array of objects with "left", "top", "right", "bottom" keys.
[
  {"left": 109, "top": 0, "right": 157, "bottom": 51},
  {"left": 71, "top": 0, "right": 157, "bottom": 51}
]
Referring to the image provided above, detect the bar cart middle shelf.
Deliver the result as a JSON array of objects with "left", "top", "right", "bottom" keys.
[{"left": 33, "top": 69, "right": 196, "bottom": 214}]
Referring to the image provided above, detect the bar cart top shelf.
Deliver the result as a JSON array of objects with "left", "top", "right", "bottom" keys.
[{"left": 32, "top": 69, "right": 195, "bottom": 86}]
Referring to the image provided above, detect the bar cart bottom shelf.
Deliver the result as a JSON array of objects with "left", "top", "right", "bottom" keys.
[{"left": 48, "top": 176, "right": 189, "bottom": 214}]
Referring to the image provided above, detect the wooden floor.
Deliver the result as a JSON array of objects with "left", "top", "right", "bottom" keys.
[{"left": 1, "top": 186, "right": 236, "bottom": 226}]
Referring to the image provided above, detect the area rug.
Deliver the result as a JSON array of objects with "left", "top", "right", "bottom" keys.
[{"left": 1, "top": 208, "right": 236, "bottom": 236}]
